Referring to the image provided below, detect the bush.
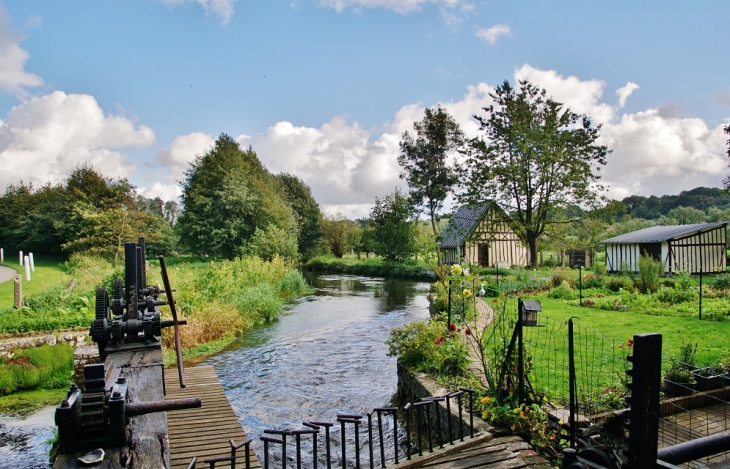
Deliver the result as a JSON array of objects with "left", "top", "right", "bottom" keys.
[
  {"left": 634, "top": 254, "right": 663, "bottom": 293},
  {"left": 548, "top": 281, "right": 575, "bottom": 300},
  {"left": 386, "top": 321, "right": 443, "bottom": 371},
  {"left": 605, "top": 275, "right": 633, "bottom": 292},
  {"left": 714, "top": 274, "right": 730, "bottom": 289},
  {"left": 551, "top": 269, "right": 575, "bottom": 288}
]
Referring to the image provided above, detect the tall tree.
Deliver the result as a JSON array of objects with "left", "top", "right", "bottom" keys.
[
  {"left": 320, "top": 213, "right": 358, "bottom": 258},
  {"left": 274, "top": 173, "right": 323, "bottom": 259},
  {"left": 398, "top": 105, "right": 464, "bottom": 237},
  {"left": 723, "top": 125, "right": 730, "bottom": 191},
  {"left": 176, "top": 134, "right": 295, "bottom": 258},
  {"left": 463, "top": 79, "right": 609, "bottom": 267},
  {"left": 369, "top": 189, "right": 418, "bottom": 262}
]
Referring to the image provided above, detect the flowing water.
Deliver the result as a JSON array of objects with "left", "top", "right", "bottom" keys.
[{"left": 0, "top": 273, "right": 430, "bottom": 468}]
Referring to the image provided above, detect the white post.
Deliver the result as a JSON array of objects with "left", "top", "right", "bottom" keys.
[
  {"left": 19, "top": 250, "right": 23, "bottom": 266},
  {"left": 29, "top": 253, "right": 35, "bottom": 272},
  {"left": 0, "top": 248, "right": 3, "bottom": 262},
  {"left": 24, "top": 256, "right": 30, "bottom": 281}
]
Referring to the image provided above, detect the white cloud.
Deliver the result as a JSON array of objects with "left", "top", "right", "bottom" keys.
[
  {"left": 137, "top": 182, "right": 182, "bottom": 201},
  {"left": 160, "top": 0, "right": 235, "bottom": 25},
  {"left": 315, "top": 0, "right": 471, "bottom": 15},
  {"left": 616, "top": 82, "right": 639, "bottom": 109},
  {"left": 0, "top": 91, "right": 155, "bottom": 190},
  {"left": 153, "top": 132, "right": 215, "bottom": 181},
  {"left": 0, "top": 5, "right": 43, "bottom": 97},
  {"left": 474, "top": 24, "right": 512, "bottom": 45}
]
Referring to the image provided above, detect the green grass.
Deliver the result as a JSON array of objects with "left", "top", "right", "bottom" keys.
[
  {"left": 528, "top": 295, "right": 730, "bottom": 366},
  {"left": 306, "top": 255, "right": 435, "bottom": 279},
  {"left": 0, "top": 259, "right": 68, "bottom": 310},
  {"left": 0, "top": 387, "right": 67, "bottom": 416}
]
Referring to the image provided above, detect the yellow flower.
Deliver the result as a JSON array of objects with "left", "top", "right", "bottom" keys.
[
  {"left": 558, "top": 420, "right": 565, "bottom": 426},
  {"left": 463, "top": 289, "right": 472, "bottom": 297},
  {"left": 451, "top": 265, "right": 463, "bottom": 276},
  {"left": 480, "top": 396, "right": 491, "bottom": 404},
  {"left": 510, "top": 424, "right": 516, "bottom": 431}
]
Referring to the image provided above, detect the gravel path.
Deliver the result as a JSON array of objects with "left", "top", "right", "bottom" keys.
[{"left": 0, "top": 265, "right": 17, "bottom": 284}]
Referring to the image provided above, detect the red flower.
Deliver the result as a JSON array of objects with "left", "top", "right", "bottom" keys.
[
  {"left": 465, "top": 328, "right": 472, "bottom": 336},
  {"left": 449, "top": 323, "right": 457, "bottom": 332},
  {"left": 435, "top": 336, "right": 445, "bottom": 346}
]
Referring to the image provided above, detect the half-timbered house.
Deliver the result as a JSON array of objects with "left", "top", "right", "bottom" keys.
[
  {"left": 600, "top": 222, "right": 728, "bottom": 274},
  {"left": 439, "top": 203, "right": 530, "bottom": 267}
]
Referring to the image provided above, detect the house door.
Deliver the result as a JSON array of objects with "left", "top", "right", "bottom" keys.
[
  {"left": 478, "top": 244, "right": 489, "bottom": 267},
  {"left": 639, "top": 243, "right": 661, "bottom": 262}
]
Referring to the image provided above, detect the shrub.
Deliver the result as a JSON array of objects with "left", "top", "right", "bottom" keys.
[
  {"left": 551, "top": 269, "right": 575, "bottom": 288},
  {"left": 714, "top": 274, "right": 730, "bottom": 289},
  {"left": 386, "top": 321, "right": 443, "bottom": 371},
  {"left": 548, "top": 281, "right": 575, "bottom": 300},
  {"left": 634, "top": 254, "right": 663, "bottom": 293},
  {"left": 605, "top": 275, "right": 633, "bottom": 292}
]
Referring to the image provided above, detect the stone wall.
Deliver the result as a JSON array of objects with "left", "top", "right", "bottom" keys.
[
  {"left": 395, "top": 362, "right": 492, "bottom": 440},
  {"left": 0, "top": 330, "right": 88, "bottom": 359}
]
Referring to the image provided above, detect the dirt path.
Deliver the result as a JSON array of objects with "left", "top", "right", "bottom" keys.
[
  {"left": 0, "top": 266, "right": 16, "bottom": 285},
  {"left": 464, "top": 297, "right": 494, "bottom": 376}
]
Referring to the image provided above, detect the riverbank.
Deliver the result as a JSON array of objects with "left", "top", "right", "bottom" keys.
[{"left": 306, "top": 255, "right": 437, "bottom": 280}]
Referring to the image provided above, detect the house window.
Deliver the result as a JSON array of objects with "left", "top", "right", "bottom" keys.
[{"left": 639, "top": 243, "right": 661, "bottom": 261}]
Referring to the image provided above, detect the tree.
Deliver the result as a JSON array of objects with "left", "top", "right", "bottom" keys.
[
  {"left": 176, "top": 134, "right": 296, "bottom": 258},
  {"left": 369, "top": 189, "right": 418, "bottom": 262},
  {"left": 320, "top": 213, "right": 358, "bottom": 258},
  {"left": 398, "top": 105, "right": 463, "bottom": 237},
  {"left": 274, "top": 173, "right": 323, "bottom": 259},
  {"left": 723, "top": 125, "right": 730, "bottom": 191},
  {"left": 463, "top": 79, "right": 609, "bottom": 267}
]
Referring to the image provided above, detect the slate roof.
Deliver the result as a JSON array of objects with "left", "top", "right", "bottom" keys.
[
  {"left": 600, "top": 222, "right": 727, "bottom": 244},
  {"left": 440, "top": 203, "right": 493, "bottom": 249}
]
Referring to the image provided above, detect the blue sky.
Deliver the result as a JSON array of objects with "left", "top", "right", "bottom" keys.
[{"left": 0, "top": 0, "right": 728, "bottom": 217}]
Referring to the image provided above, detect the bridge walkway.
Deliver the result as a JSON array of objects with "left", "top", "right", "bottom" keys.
[{"left": 165, "top": 365, "right": 261, "bottom": 469}]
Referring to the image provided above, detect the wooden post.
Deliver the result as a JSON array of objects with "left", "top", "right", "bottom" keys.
[
  {"left": 627, "top": 333, "right": 662, "bottom": 469},
  {"left": 14, "top": 274, "right": 22, "bottom": 308}
]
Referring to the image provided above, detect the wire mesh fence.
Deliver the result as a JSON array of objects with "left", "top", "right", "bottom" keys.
[{"left": 657, "top": 358, "right": 730, "bottom": 468}]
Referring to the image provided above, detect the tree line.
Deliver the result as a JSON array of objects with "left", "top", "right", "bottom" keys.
[{"left": 1, "top": 83, "right": 727, "bottom": 266}]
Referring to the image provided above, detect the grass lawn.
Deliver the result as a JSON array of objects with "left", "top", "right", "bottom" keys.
[
  {"left": 0, "top": 259, "right": 68, "bottom": 311},
  {"left": 526, "top": 296, "right": 730, "bottom": 365}
]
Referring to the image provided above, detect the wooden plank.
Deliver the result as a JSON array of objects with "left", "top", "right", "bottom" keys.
[{"left": 165, "top": 366, "right": 259, "bottom": 469}]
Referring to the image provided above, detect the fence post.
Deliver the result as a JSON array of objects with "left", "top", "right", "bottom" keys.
[
  {"left": 568, "top": 317, "right": 577, "bottom": 448},
  {"left": 14, "top": 274, "right": 22, "bottom": 308},
  {"left": 517, "top": 299, "right": 524, "bottom": 404},
  {"left": 447, "top": 280, "right": 452, "bottom": 332},
  {"left": 626, "top": 333, "right": 662, "bottom": 469},
  {"left": 699, "top": 267, "right": 703, "bottom": 320}
]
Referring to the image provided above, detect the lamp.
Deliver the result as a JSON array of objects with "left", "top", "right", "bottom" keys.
[{"left": 519, "top": 299, "right": 541, "bottom": 327}]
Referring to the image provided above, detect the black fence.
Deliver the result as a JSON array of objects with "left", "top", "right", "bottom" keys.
[{"left": 186, "top": 390, "right": 478, "bottom": 469}]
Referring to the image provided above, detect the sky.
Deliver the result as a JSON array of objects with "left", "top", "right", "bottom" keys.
[{"left": 0, "top": 0, "right": 728, "bottom": 218}]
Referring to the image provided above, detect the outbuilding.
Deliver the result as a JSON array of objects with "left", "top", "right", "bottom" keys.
[
  {"left": 600, "top": 222, "right": 728, "bottom": 274},
  {"left": 439, "top": 203, "right": 530, "bottom": 267}
]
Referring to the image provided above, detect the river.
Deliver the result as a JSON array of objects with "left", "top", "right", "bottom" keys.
[{"left": 0, "top": 273, "right": 431, "bottom": 468}]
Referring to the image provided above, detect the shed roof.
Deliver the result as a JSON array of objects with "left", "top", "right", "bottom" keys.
[
  {"left": 600, "top": 222, "right": 727, "bottom": 244},
  {"left": 440, "top": 203, "right": 493, "bottom": 249}
]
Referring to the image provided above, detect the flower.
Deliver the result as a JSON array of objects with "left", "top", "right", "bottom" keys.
[
  {"left": 435, "top": 336, "right": 445, "bottom": 346},
  {"left": 449, "top": 323, "right": 457, "bottom": 332},
  {"left": 480, "top": 396, "right": 491, "bottom": 404},
  {"left": 451, "top": 265, "right": 463, "bottom": 276},
  {"left": 462, "top": 289, "right": 472, "bottom": 297},
  {"left": 465, "top": 327, "right": 471, "bottom": 336}
]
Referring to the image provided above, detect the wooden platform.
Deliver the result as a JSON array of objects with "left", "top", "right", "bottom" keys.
[{"left": 165, "top": 366, "right": 261, "bottom": 469}]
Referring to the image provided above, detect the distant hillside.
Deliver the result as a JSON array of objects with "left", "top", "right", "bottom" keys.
[{"left": 621, "top": 187, "right": 730, "bottom": 220}]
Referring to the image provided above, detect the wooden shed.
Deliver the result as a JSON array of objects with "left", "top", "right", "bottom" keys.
[
  {"left": 439, "top": 203, "right": 530, "bottom": 267},
  {"left": 600, "top": 222, "right": 728, "bottom": 274}
]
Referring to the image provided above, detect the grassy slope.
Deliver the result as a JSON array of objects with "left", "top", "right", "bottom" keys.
[{"left": 0, "top": 260, "right": 67, "bottom": 311}]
